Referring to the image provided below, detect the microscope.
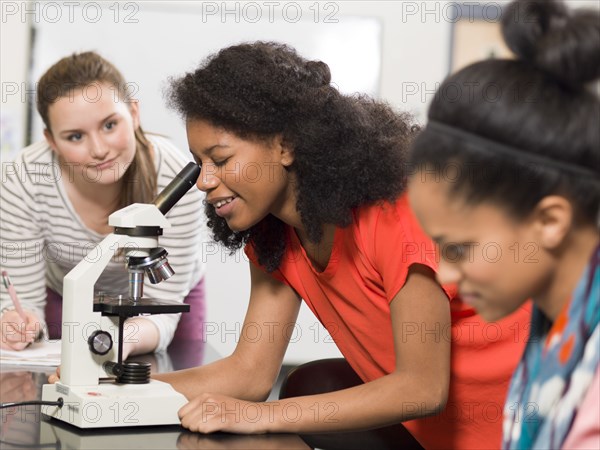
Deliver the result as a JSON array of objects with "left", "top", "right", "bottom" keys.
[{"left": 41, "top": 163, "right": 200, "bottom": 428}]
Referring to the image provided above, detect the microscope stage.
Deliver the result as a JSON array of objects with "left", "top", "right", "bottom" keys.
[{"left": 94, "top": 296, "right": 190, "bottom": 316}]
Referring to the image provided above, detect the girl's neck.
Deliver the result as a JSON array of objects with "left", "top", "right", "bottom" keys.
[
  {"left": 537, "top": 225, "right": 599, "bottom": 321},
  {"left": 270, "top": 172, "right": 336, "bottom": 263},
  {"left": 60, "top": 160, "right": 123, "bottom": 235},
  {"left": 271, "top": 172, "right": 305, "bottom": 231},
  {"left": 70, "top": 173, "right": 122, "bottom": 209}
]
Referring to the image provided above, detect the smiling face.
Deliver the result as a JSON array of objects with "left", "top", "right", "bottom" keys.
[
  {"left": 186, "top": 119, "right": 294, "bottom": 232},
  {"left": 408, "top": 176, "right": 556, "bottom": 321},
  {"left": 44, "top": 82, "right": 139, "bottom": 186}
]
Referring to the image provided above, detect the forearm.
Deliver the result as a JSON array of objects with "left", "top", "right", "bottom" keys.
[
  {"left": 154, "top": 353, "right": 274, "bottom": 402},
  {"left": 123, "top": 317, "right": 160, "bottom": 357},
  {"left": 137, "top": 312, "right": 179, "bottom": 352},
  {"left": 263, "top": 371, "right": 446, "bottom": 434},
  {"left": 1, "top": 166, "right": 47, "bottom": 322}
]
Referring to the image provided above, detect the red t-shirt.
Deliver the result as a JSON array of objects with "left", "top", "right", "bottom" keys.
[
  {"left": 245, "top": 193, "right": 529, "bottom": 449},
  {"left": 246, "top": 193, "right": 456, "bottom": 381}
]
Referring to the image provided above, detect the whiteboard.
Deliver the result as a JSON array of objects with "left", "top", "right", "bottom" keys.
[{"left": 30, "top": 1, "right": 382, "bottom": 153}]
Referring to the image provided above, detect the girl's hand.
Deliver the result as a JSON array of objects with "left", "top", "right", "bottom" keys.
[
  {"left": 0, "top": 309, "right": 42, "bottom": 350},
  {"left": 179, "top": 393, "right": 270, "bottom": 434},
  {"left": 48, "top": 366, "right": 60, "bottom": 384},
  {"left": 0, "top": 371, "right": 37, "bottom": 402}
]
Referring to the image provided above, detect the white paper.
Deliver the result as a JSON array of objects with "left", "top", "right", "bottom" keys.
[{"left": 0, "top": 340, "right": 61, "bottom": 367}]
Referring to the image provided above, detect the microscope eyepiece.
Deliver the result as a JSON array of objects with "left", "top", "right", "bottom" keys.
[{"left": 153, "top": 162, "right": 200, "bottom": 215}]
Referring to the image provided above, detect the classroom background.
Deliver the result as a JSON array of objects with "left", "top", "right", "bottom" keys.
[{"left": 2, "top": 0, "right": 598, "bottom": 365}]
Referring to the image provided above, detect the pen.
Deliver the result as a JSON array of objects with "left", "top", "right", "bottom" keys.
[{"left": 2, "top": 270, "right": 28, "bottom": 323}]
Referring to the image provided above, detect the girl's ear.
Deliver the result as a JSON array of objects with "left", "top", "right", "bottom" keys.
[
  {"left": 277, "top": 136, "right": 294, "bottom": 167},
  {"left": 44, "top": 129, "right": 57, "bottom": 152},
  {"left": 531, "top": 196, "right": 574, "bottom": 250}
]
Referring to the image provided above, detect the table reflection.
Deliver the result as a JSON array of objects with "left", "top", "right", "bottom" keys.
[{"left": 0, "top": 339, "right": 309, "bottom": 449}]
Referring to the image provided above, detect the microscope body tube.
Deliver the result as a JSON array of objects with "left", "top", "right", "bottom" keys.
[{"left": 129, "top": 269, "right": 144, "bottom": 300}]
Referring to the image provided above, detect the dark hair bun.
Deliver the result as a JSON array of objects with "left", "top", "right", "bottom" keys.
[{"left": 502, "top": 0, "right": 600, "bottom": 87}]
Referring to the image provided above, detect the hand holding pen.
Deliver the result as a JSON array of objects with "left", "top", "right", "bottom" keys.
[{"left": 1, "top": 271, "right": 43, "bottom": 351}]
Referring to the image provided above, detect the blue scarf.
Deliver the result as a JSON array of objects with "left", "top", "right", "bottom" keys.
[{"left": 503, "top": 245, "right": 600, "bottom": 450}]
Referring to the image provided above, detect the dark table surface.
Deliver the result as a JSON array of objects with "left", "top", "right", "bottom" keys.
[{"left": 0, "top": 339, "right": 310, "bottom": 450}]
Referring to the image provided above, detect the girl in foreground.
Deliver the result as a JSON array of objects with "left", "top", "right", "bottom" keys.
[{"left": 408, "top": 1, "right": 599, "bottom": 448}]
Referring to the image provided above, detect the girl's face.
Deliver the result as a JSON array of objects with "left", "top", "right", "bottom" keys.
[
  {"left": 408, "top": 176, "right": 553, "bottom": 322},
  {"left": 187, "top": 119, "right": 293, "bottom": 232},
  {"left": 44, "top": 82, "right": 139, "bottom": 186}
]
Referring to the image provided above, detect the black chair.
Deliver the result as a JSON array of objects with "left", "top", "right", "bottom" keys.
[{"left": 279, "top": 359, "right": 425, "bottom": 450}]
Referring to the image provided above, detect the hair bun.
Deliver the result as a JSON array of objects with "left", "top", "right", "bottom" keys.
[
  {"left": 502, "top": 0, "right": 600, "bottom": 87},
  {"left": 305, "top": 60, "right": 331, "bottom": 87}
]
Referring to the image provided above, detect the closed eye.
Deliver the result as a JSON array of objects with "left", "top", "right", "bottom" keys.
[
  {"left": 442, "top": 242, "right": 474, "bottom": 262},
  {"left": 213, "top": 158, "right": 230, "bottom": 167},
  {"left": 191, "top": 153, "right": 202, "bottom": 169}
]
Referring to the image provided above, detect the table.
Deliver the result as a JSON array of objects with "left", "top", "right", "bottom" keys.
[{"left": 0, "top": 339, "right": 310, "bottom": 450}]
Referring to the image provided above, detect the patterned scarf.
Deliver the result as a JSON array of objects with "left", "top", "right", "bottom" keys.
[{"left": 503, "top": 245, "right": 600, "bottom": 450}]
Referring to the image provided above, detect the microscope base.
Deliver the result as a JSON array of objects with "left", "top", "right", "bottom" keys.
[{"left": 41, "top": 380, "right": 187, "bottom": 428}]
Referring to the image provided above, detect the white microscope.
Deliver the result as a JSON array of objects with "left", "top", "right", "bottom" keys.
[{"left": 41, "top": 163, "right": 200, "bottom": 428}]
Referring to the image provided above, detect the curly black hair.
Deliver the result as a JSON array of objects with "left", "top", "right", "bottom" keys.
[{"left": 168, "top": 42, "right": 417, "bottom": 272}]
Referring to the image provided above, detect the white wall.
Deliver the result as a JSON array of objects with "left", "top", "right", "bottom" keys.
[{"left": 0, "top": 3, "right": 30, "bottom": 155}]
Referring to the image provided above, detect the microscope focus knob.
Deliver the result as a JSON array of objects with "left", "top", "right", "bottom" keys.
[{"left": 88, "top": 330, "right": 113, "bottom": 355}]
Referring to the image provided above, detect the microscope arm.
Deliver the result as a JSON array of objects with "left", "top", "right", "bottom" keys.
[{"left": 60, "top": 233, "right": 159, "bottom": 386}]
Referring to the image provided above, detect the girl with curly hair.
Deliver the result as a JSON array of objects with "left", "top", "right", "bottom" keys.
[
  {"left": 156, "top": 41, "right": 529, "bottom": 449},
  {"left": 408, "top": 0, "right": 599, "bottom": 448}
]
